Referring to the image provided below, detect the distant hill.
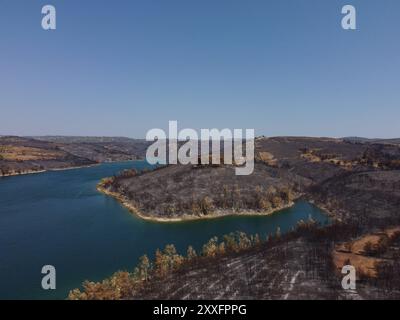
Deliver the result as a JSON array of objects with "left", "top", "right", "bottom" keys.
[
  {"left": 29, "top": 136, "right": 143, "bottom": 144},
  {"left": 29, "top": 136, "right": 150, "bottom": 162},
  {"left": 0, "top": 136, "right": 151, "bottom": 177},
  {"left": 0, "top": 136, "right": 95, "bottom": 176},
  {"left": 343, "top": 136, "right": 400, "bottom": 145}
]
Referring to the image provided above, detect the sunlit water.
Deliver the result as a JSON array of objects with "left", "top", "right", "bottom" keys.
[{"left": 0, "top": 161, "right": 330, "bottom": 299}]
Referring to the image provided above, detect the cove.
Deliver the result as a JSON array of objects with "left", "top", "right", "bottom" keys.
[{"left": 0, "top": 161, "right": 330, "bottom": 300}]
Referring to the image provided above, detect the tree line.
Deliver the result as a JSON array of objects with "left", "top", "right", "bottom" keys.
[{"left": 67, "top": 225, "right": 294, "bottom": 300}]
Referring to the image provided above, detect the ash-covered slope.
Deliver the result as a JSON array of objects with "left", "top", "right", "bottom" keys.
[
  {"left": 101, "top": 136, "right": 400, "bottom": 225},
  {"left": 133, "top": 237, "right": 339, "bottom": 300},
  {"left": 101, "top": 162, "right": 301, "bottom": 220}
]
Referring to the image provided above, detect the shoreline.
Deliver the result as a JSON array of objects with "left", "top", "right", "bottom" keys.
[
  {"left": 306, "top": 197, "right": 341, "bottom": 223},
  {"left": 0, "top": 169, "right": 47, "bottom": 178},
  {"left": 0, "top": 164, "right": 98, "bottom": 178},
  {"left": 97, "top": 182, "right": 299, "bottom": 223},
  {"left": 0, "top": 159, "right": 145, "bottom": 179}
]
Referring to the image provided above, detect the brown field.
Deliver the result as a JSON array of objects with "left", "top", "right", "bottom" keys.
[
  {"left": 0, "top": 145, "right": 65, "bottom": 161},
  {"left": 256, "top": 151, "right": 278, "bottom": 167},
  {"left": 332, "top": 251, "right": 382, "bottom": 278},
  {"left": 333, "top": 226, "right": 400, "bottom": 278}
]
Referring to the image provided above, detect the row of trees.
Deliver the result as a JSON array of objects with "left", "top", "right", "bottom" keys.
[
  {"left": 72, "top": 217, "right": 335, "bottom": 301},
  {"left": 68, "top": 225, "right": 294, "bottom": 300}
]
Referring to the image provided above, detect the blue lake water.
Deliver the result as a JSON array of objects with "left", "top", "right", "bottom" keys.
[{"left": 0, "top": 161, "right": 330, "bottom": 299}]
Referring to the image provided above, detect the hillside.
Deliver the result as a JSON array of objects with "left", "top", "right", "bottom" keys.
[
  {"left": 0, "top": 136, "right": 150, "bottom": 177},
  {"left": 30, "top": 136, "right": 150, "bottom": 162},
  {"left": 343, "top": 137, "right": 400, "bottom": 145},
  {"left": 99, "top": 161, "right": 302, "bottom": 221},
  {"left": 69, "top": 223, "right": 400, "bottom": 300},
  {"left": 67, "top": 136, "right": 400, "bottom": 300},
  {"left": 134, "top": 226, "right": 400, "bottom": 300},
  {"left": 100, "top": 136, "right": 400, "bottom": 225},
  {"left": 0, "top": 136, "right": 95, "bottom": 176}
]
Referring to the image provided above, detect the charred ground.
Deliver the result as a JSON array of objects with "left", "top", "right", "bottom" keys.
[
  {"left": 101, "top": 136, "right": 400, "bottom": 226},
  {"left": 68, "top": 136, "right": 400, "bottom": 300}
]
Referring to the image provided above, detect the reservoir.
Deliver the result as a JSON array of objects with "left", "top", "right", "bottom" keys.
[{"left": 0, "top": 161, "right": 330, "bottom": 299}]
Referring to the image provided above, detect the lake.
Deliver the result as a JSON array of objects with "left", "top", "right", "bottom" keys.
[{"left": 0, "top": 161, "right": 330, "bottom": 299}]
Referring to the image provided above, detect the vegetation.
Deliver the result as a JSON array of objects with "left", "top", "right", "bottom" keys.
[
  {"left": 107, "top": 169, "right": 297, "bottom": 219},
  {"left": 67, "top": 222, "right": 312, "bottom": 300}
]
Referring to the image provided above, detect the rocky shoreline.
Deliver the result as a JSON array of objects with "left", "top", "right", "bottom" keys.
[{"left": 0, "top": 160, "right": 146, "bottom": 179}]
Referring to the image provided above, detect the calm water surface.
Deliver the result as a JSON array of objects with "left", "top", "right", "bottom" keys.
[{"left": 0, "top": 161, "right": 330, "bottom": 299}]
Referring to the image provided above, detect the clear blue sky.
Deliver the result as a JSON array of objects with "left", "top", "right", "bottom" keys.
[{"left": 1, "top": 0, "right": 399, "bottom": 138}]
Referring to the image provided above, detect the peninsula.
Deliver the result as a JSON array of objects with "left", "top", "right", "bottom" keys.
[{"left": 97, "top": 136, "right": 400, "bottom": 224}]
